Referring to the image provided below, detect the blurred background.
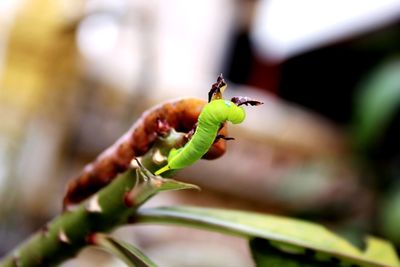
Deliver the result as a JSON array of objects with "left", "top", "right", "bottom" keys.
[{"left": 1, "top": 0, "right": 400, "bottom": 266}]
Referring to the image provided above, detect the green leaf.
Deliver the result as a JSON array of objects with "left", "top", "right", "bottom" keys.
[
  {"left": 380, "top": 185, "right": 400, "bottom": 244},
  {"left": 135, "top": 206, "right": 400, "bottom": 267},
  {"left": 135, "top": 161, "right": 200, "bottom": 192},
  {"left": 157, "top": 178, "right": 200, "bottom": 192},
  {"left": 353, "top": 58, "right": 400, "bottom": 149},
  {"left": 113, "top": 167, "right": 199, "bottom": 215},
  {"left": 364, "top": 237, "right": 400, "bottom": 267},
  {"left": 93, "top": 234, "right": 157, "bottom": 267},
  {"left": 250, "top": 238, "right": 334, "bottom": 267},
  {"left": 123, "top": 166, "right": 199, "bottom": 206}
]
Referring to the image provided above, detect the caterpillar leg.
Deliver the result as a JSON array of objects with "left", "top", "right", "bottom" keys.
[
  {"left": 231, "top": 96, "right": 263, "bottom": 106},
  {"left": 215, "top": 134, "right": 235, "bottom": 143},
  {"left": 185, "top": 122, "right": 198, "bottom": 141},
  {"left": 154, "top": 164, "right": 171, "bottom": 176}
]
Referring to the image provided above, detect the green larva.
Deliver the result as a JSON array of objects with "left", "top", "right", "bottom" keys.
[{"left": 155, "top": 99, "right": 245, "bottom": 175}]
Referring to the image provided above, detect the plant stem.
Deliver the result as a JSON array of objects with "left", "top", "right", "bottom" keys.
[{"left": 0, "top": 132, "right": 185, "bottom": 267}]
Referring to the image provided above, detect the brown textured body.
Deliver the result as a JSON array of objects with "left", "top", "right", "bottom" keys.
[{"left": 63, "top": 98, "right": 227, "bottom": 208}]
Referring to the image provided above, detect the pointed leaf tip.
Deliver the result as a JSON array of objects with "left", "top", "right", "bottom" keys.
[{"left": 157, "top": 178, "right": 201, "bottom": 192}]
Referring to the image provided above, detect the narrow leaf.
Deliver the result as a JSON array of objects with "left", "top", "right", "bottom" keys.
[
  {"left": 135, "top": 206, "right": 398, "bottom": 267},
  {"left": 157, "top": 178, "right": 200, "bottom": 192},
  {"left": 353, "top": 58, "right": 400, "bottom": 149},
  {"left": 364, "top": 237, "right": 400, "bottom": 267},
  {"left": 250, "top": 238, "right": 334, "bottom": 267},
  {"left": 94, "top": 234, "right": 157, "bottom": 267}
]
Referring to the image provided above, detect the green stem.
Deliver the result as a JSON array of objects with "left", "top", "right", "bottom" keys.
[
  {"left": 0, "top": 170, "right": 145, "bottom": 267},
  {"left": 0, "top": 132, "right": 185, "bottom": 267}
]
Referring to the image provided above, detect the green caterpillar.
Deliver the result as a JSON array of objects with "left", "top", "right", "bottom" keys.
[
  {"left": 155, "top": 75, "right": 262, "bottom": 175},
  {"left": 155, "top": 99, "right": 245, "bottom": 175}
]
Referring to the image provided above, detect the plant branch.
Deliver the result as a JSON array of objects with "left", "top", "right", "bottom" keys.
[{"left": 0, "top": 131, "right": 192, "bottom": 267}]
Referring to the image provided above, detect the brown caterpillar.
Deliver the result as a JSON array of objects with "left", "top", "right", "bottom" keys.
[{"left": 63, "top": 98, "right": 228, "bottom": 209}]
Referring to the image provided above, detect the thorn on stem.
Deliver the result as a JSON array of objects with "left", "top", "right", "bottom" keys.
[
  {"left": 40, "top": 224, "right": 50, "bottom": 238},
  {"left": 130, "top": 158, "right": 140, "bottom": 168},
  {"left": 63, "top": 203, "right": 79, "bottom": 213},
  {"left": 152, "top": 149, "right": 167, "bottom": 164},
  {"left": 12, "top": 254, "right": 20, "bottom": 267},
  {"left": 86, "top": 194, "right": 103, "bottom": 213},
  {"left": 58, "top": 229, "right": 71, "bottom": 245}
]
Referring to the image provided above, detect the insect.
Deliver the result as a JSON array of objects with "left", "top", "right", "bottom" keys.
[{"left": 155, "top": 74, "right": 262, "bottom": 175}]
